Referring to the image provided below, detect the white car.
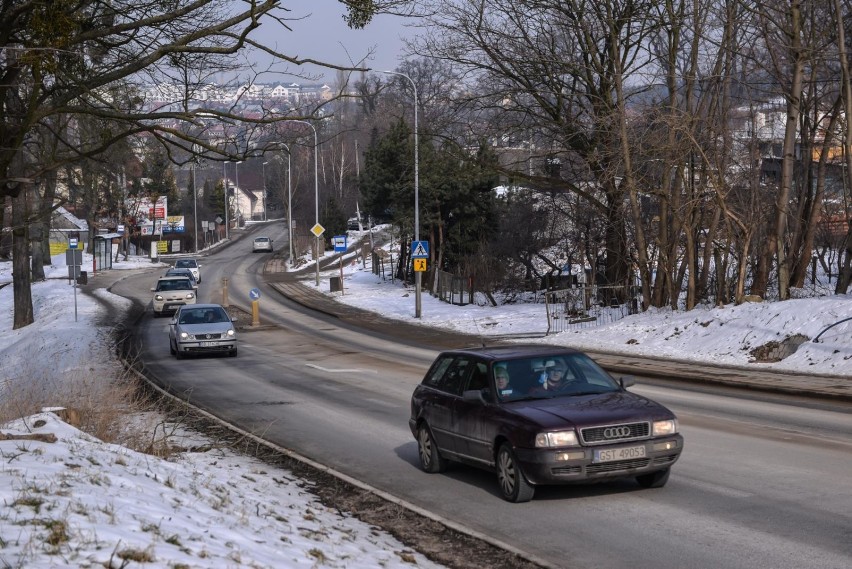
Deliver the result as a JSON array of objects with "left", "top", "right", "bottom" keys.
[
  {"left": 169, "top": 304, "right": 237, "bottom": 359},
  {"left": 174, "top": 258, "right": 201, "bottom": 283},
  {"left": 253, "top": 236, "right": 273, "bottom": 253},
  {"left": 151, "top": 276, "right": 197, "bottom": 317}
]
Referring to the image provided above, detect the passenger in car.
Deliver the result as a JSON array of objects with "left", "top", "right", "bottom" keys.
[{"left": 495, "top": 364, "right": 511, "bottom": 391}]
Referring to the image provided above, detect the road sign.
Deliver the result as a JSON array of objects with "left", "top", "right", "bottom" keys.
[
  {"left": 332, "top": 235, "right": 347, "bottom": 252},
  {"left": 411, "top": 240, "right": 429, "bottom": 258},
  {"left": 249, "top": 288, "right": 261, "bottom": 300},
  {"left": 413, "top": 258, "right": 427, "bottom": 272},
  {"left": 311, "top": 223, "right": 325, "bottom": 237}
]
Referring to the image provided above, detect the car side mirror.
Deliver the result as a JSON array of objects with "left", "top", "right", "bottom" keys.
[
  {"left": 619, "top": 376, "right": 636, "bottom": 389},
  {"left": 150, "top": 287, "right": 155, "bottom": 292},
  {"left": 462, "top": 389, "right": 486, "bottom": 405}
]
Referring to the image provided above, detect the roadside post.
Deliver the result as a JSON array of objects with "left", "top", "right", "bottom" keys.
[
  {"left": 66, "top": 242, "right": 83, "bottom": 322},
  {"left": 222, "top": 277, "right": 229, "bottom": 307},
  {"left": 333, "top": 235, "right": 347, "bottom": 295},
  {"left": 249, "top": 288, "right": 261, "bottom": 326}
]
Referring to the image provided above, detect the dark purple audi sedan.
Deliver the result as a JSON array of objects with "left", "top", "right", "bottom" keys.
[{"left": 408, "top": 345, "right": 683, "bottom": 502}]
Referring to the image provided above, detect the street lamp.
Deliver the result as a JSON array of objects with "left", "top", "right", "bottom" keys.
[
  {"left": 234, "top": 160, "right": 243, "bottom": 228},
  {"left": 285, "top": 119, "right": 319, "bottom": 287},
  {"left": 191, "top": 164, "right": 198, "bottom": 253},
  {"left": 380, "top": 70, "right": 421, "bottom": 317},
  {"left": 261, "top": 161, "right": 269, "bottom": 221},
  {"left": 276, "top": 145, "right": 294, "bottom": 265},
  {"left": 223, "top": 160, "right": 229, "bottom": 240}
]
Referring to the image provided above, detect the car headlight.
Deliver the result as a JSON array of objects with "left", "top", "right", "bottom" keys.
[
  {"left": 653, "top": 419, "right": 678, "bottom": 436},
  {"left": 226, "top": 329, "right": 235, "bottom": 337},
  {"left": 154, "top": 294, "right": 164, "bottom": 301},
  {"left": 535, "top": 430, "right": 579, "bottom": 448},
  {"left": 185, "top": 292, "right": 195, "bottom": 299},
  {"left": 179, "top": 332, "right": 188, "bottom": 339}
]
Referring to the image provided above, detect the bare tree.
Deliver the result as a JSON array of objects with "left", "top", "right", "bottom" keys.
[{"left": 1, "top": 0, "right": 407, "bottom": 328}]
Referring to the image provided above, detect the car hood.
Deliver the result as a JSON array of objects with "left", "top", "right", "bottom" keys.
[
  {"left": 177, "top": 322, "right": 234, "bottom": 334},
  {"left": 509, "top": 390, "right": 673, "bottom": 428}
]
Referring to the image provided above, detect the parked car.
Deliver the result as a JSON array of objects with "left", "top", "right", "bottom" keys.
[
  {"left": 174, "top": 258, "right": 201, "bottom": 283},
  {"left": 408, "top": 345, "right": 683, "bottom": 503},
  {"left": 347, "top": 217, "right": 360, "bottom": 230},
  {"left": 151, "top": 276, "right": 197, "bottom": 317},
  {"left": 169, "top": 303, "right": 237, "bottom": 359},
  {"left": 163, "top": 267, "right": 198, "bottom": 288},
  {"left": 252, "top": 236, "right": 273, "bottom": 253}
]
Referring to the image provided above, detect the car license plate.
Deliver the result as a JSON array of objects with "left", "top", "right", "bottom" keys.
[
  {"left": 200, "top": 341, "right": 218, "bottom": 347},
  {"left": 593, "top": 445, "right": 646, "bottom": 463}
]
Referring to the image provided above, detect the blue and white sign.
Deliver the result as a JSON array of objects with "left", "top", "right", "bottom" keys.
[
  {"left": 411, "top": 240, "right": 429, "bottom": 258},
  {"left": 249, "top": 288, "right": 261, "bottom": 300},
  {"left": 332, "top": 235, "right": 347, "bottom": 252}
]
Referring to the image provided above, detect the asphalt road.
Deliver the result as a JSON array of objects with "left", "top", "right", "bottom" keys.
[{"left": 99, "top": 226, "right": 852, "bottom": 569}]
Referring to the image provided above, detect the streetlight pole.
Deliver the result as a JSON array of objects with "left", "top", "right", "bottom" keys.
[
  {"left": 380, "top": 70, "right": 421, "bottom": 317},
  {"left": 261, "top": 161, "right": 269, "bottom": 221},
  {"left": 235, "top": 160, "right": 243, "bottom": 228},
  {"left": 279, "top": 145, "right": 293, "bottom": 265},
  {"left": 191, "top": 164, "right": 198, "bottom": 253},
  {"left": 223, "top": 161, "right": 229, "bottom": 240},
  {"left": 285, "top": 119, "right": 320, "bottom": 287}
]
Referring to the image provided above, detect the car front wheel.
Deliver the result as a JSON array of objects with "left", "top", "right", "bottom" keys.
[
  {"left": 497, "top": 443, "right": 534, "bottom": 503},
  {"left": 169, "top": 339, "right": 176, "bottom": 355},
  {"left": 636, "top": 468, "right": 670, "bottom": 488},
  {"left": 417, "top": 424, "right": 447, "bottom": 473}
]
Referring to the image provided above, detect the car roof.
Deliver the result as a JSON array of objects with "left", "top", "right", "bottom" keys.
[
  {"left": 178, "top": 303, "right": 226, "bottom": 310},
  {"left": 157, "top": 275, "right": 193, "bottom": 282},
  {"left": 254, "top": 236, "right": 270, "bottom": 240},
  {"left": 437, "top": 344, "right": 582, "bottom": 361}
]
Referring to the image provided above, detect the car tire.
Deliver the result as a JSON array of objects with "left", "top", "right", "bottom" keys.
[
  {"left": 636, "top": 468, "right": 670, "bottom": 489},
  {"left": 497, "top": 443, "right": 535, "bottom": 503},
  {"left": 229, "top": 348, "right": 238, "bottom": 357},
  {"left": 417, "top": 423, "right": 447, "bottom": 473},
  {"left": 169, "top": 339, "right": 176, "bottom": 355},
  {"left": 175, "top": 347, "right": 184, "bottom": 360}
]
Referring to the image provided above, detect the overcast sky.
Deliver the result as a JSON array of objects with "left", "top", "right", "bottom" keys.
[{"left": 246, "top": 1, "right": 415, "bottom": 82}]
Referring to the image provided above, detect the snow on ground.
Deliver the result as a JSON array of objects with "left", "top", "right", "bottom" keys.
[{"left": 1, "top": 227, "right": 851, "bottom": 568}]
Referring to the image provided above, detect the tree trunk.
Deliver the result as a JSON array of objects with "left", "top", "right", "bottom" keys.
[
  {"left": 774, "top": 0, "right": 804, "bottom": 301},
  {"left": 12, "top": 185, "right": 34, "bottom": 329}
]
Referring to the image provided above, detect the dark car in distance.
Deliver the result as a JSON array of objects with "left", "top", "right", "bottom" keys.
[{"left": 409, "top": 345, "right": 683, "bottom": 502}]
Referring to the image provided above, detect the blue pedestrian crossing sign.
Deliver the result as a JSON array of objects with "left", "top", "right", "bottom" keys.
[{"left": 411, "top": 240, "right": 429, "bottom": 258}]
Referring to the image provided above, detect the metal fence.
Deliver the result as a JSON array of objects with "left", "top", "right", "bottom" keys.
[
  {"left": 545, "top": 285, "right": 641, "bottom": 334},
  {"left": 434, "top": 270, "right": 472, "bottom": 306}
]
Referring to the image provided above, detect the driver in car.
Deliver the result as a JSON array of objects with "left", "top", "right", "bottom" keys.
[{"left": 532, "top": 360, "right": 577, "bottom": 394}]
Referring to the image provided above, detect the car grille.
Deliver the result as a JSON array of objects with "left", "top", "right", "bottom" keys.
[
  {"left": 587, "top": 458, "right": 651, "bottom": 474},
  {"left": 652, "top": 453, "right": 679, "bottom": 467},
  {"left": 551, "top": 466, "right": 583, "bottom": 476},
  {"left": 580, "top": 422, "right": 650, "bottom": 445},
  {"left": 192, "top": 333, "right": 222, "bottom": 340}
]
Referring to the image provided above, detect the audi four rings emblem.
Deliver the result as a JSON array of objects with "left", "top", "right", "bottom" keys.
[{"left": 603, "top": 426, "right": 631, "bottom": 438}]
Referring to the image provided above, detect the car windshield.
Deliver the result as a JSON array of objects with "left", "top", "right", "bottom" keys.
[
  {"left": 175, "top": 260, "right": 196, "bottom": 268},
  {"left": 178, "top": 307, "right": 227, "bottom": 324},
  {"left": 255, "top": 238, "right": 269, "bottom": 243},
  {"left": 493, "top": 353, "right": 620, "bottom": 402},
  {"left": 157, "top": 279, "right": 192, "bottom": 291}
]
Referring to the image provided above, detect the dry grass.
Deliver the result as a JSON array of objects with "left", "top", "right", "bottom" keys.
[{"left": 0, "top": 335, "right": 162, "bottom": 451}]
